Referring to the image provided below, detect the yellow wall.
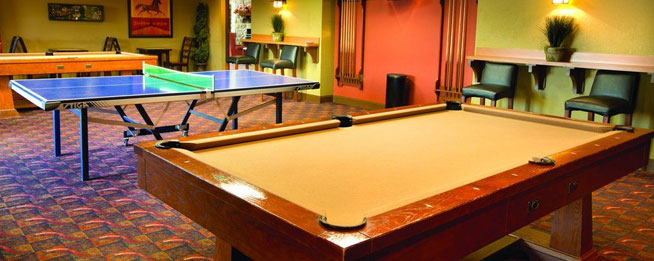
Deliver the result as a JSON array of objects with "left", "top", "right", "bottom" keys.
[
  {"left": 250, "top": 0, "right": 334, "bottom": 97},
  {"left": 476, "top": 0, "right": 654, "bottom": 159},
  {"left": 207, "top": 0, "right": 227, "bottom": 71},
  {"left": 0, "top": 0, "right": 200, "bottom": 62}
]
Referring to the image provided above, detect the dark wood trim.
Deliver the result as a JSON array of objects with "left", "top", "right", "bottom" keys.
[
  {"left": 333, "top": 95, "right": 384, "bottom": 110},
  {"left": 303, "top": 94, "right": 333, "bottom": 103}
]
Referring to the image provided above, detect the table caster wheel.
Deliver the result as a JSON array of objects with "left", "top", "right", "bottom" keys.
[
  {"left": 182, "top": 130, "right": 188, "bottom": 137},
  {"left": 123, "top": 138, "right": 129, "bottom": 146}
]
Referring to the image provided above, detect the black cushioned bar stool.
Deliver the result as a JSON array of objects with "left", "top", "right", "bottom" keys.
[
  {"left": 564, "top": 70, "right": 640, "bottom": 126},
  {"left": 461, "top": 62, "right": 518, "bottom": 109},
  {"left": 226, "top": 42, "right": 262, "bottom": 70},
  {"left": 260, "top": 45, "right": 300, "bottom": 101}
]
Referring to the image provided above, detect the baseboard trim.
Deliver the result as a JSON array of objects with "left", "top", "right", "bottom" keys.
[
  {"left": 647, "top": 159, "right": 654, "bottom": 173},
  {"left": 333, "top": 96, "right": 385, "bottom": 110},
  {"left": 302, "top": 94, "right": 333, "bottom": 103}
]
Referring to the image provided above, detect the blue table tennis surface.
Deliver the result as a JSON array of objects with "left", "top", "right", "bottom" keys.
[{"left": 10, "top": 70, "right": 318, "bottom": 110}]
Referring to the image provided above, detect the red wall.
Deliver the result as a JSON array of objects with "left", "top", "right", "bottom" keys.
[{"left": 333, "top": 0, "right": 476, "bottom": 106}]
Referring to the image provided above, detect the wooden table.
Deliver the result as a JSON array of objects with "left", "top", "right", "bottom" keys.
[
  {"left": 0, "top": 51, "right": 157, "bottom": 118},
  {"left": 48, "top": 48, "right": 89, "bottom": 53},
  {"left": 242, "top": 34, "right": 320, "bottom": 63},
  {"left": 468, "top": 48, "right": 654, "bottom": 94},
  {"left": 135, "top": 103, "right": 653, "bottom": 260},
  {"left": 137, "top": 47, "right": 172, "bottom": 66}
]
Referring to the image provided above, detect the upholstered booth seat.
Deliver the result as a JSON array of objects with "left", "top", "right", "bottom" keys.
[
  {"left": 261, "top": 59, "right": 294, "bottom": 69},
  {"left": 564, "top": 70, "right": 640, "bottom": 125},
  {"left": 565, "top": 96, "right": 632, "bottom": 116},
  {"left": 260, "top": 45, "right": 301, "bottom": 101},
  {"left": 461, "top": 62, "right": 518, "bottom": 109},
  {"left": 461, "top": 84, "right": 513, "bottom": 101},
  {"left": 226, "top": 42, "right": 262, "bottom": 70},
  {"left": 226, "top": 55, "right": 257, "bottom": 64}
]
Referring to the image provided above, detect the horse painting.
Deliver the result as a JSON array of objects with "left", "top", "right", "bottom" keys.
[{"left": 135, "top": 0, "right": 164, "bottom": 15}]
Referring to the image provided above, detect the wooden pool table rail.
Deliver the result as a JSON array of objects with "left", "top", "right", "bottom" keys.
[{"left": 135, "top": 103, "right": 653, "bottom": 260}]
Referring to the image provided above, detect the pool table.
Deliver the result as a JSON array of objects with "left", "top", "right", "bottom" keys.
[{"left": 135, "top": 103, "right": 653, "bottom": 260}]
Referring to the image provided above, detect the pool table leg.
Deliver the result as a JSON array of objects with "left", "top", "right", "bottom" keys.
[
  {"left": 549, "top": 194, "right": 596, "bottom": 259},
  {"left": 275, "top": 92, "right": 282, "bottom": 123},
  {"left": 215, "top": 237, "right": 250, "bottom": 261},
  {"left": 215, "top": 237, "right": 232, "bottom": 261}
]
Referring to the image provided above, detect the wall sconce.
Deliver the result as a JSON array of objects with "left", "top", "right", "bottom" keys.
[
  {"left": 552, "top": 0, "right": 569, "bottom": 4},
  {"left": 273, "top": 0, "right": 286, "bottom": 9}
]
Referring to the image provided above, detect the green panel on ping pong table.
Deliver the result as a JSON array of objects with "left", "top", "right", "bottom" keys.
[{"left": 143, "top": 63, "right": 215, "bottom": 91}]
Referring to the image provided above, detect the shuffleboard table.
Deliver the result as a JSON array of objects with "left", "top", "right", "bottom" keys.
[
  {"left": 0, "top": 51, "right": 156, "bottom": 117},
  {"left": 135, "top": 102, "right": 653, "bottom": 260}
]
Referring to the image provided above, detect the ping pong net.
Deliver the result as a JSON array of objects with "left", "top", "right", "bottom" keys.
[{"left": 142, "top": 63, "right": 215, "bottom": 92}]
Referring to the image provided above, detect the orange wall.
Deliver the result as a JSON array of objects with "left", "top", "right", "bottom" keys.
[{"left": 333, "top": 0, "right": 477, "bottom": 106}]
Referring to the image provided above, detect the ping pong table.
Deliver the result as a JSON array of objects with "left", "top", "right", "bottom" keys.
[{"left": 9, "top": 64, "right": 319, "bottom": 181}]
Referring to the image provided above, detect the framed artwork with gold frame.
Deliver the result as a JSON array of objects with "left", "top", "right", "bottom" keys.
[{"left": 128, "top": 0, "right": 173, "bottom": 38}]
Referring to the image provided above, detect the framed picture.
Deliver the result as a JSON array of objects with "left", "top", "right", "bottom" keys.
[
  {"left": 48, "top": 3, "right": 104, "bottom": 22},
  {"left": 128, "top": 0, "right": 173, "bottom": 38}
]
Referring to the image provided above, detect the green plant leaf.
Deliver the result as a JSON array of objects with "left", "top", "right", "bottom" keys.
[
  {"left": 272, "top": 14, "right": 284, "bottom": 33},
  {"left": 542, "top": 16, "right": 577, "bottom": 47},
  {"left": 192, "top": 3, "right": 210, "bottom": 64}
]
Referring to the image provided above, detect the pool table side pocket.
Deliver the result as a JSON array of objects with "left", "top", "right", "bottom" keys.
[
  {"left": 136, "top": 148, "right": 372, "bottom": 260},
  {"left": 506, "top": 138, "right": 652, "bottom": 258}
]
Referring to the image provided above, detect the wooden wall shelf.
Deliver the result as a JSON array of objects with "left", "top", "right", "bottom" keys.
[
  {"left": 242, "top": 34, "right": 320, "bottom": 63},
  {"left": 468, "top": 48, "right": 654, "bottom": 94}
]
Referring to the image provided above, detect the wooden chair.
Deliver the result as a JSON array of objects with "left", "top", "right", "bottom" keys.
[
  {"left": 102, "top": 37, "right": 121, "bottom": 52},
  {"left": 9, "top": 36, "right": 28, "bottom": 53},
  {"left": 260, "top": 45, "right": 301, "bottom": 101},
  {"left": 564, "top": 70, "right": 640, "bottom": 126},
  {"left": 461, "top": 62, "right": 518, "bottom": 108},
  {"left": 166, "top": 37, "right": 194, "bottom": 72},
  {"left": 9, "top": 36, "right": 34, "bottom": 79}
]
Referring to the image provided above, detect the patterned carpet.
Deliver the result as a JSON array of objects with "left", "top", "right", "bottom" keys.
[{"left": 0, "top": 97, "right": 652, "bottom": 260}]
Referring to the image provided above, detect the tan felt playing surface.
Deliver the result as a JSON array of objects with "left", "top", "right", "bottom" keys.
[{"left": 177, "top": 109, "right": 617, "bottom": 227}]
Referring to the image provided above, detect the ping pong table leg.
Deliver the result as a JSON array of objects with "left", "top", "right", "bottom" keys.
[
  {"left": 135, "top": 104, "right": 163, "bottom": 140},
  {"left": 219, "top": 96, "right": 241, "bottom": 131},
  {"left": 53, "top": 110, "right": 61, "bottom": 157},
  {"left": 232, "top": 96, "right": 239, "bottom": 130},
  {"left": 79, "top": 108, "right": 90, "bottom": 181},
  {"left": 179, "top": 100, "right": 198, "bottom": 136},
  {"left": 275, "top": 92, "right": 283, "bottom": 124}
]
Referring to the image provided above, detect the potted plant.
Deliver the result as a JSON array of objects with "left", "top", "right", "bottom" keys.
[
  {"left": 271, "top": 14, "right": 284, "bottom": 42},
  {"left": 191, "top": 3, "right": 209, "bottom": 71},
  {"left": 542, "top": 16, "right": 577, "bottom": 62}
]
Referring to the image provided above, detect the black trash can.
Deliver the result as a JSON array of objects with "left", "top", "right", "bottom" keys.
[{"left": 385, "top": 73, "right": 410, "bottom": 108}]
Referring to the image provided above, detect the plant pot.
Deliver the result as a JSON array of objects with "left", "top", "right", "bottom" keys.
[
  {"left": 544, "top": 47, "right": 569, "bottom": 62},
  {"left": 272, "top": 32, "right": 284, "bottom": 42},
  {"left": 195, "top": 63, "right": 207, "bottom": 72}
]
